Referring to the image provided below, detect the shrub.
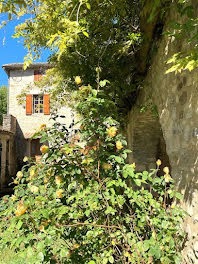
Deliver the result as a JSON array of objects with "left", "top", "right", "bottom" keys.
[{"left": 0, "top": 79, "right": 186, "bottom": 264}]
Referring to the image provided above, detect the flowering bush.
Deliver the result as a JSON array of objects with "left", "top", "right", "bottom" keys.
[{"left": 0, "top": 79, "right": 186, "bottom": 264}]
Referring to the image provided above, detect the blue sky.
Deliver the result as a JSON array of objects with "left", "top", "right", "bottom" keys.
[{"left": 0, "top": 17, "right": 51, "bottom": 86}]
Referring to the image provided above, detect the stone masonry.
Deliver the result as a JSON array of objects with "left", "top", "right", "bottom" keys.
[{"left": 127, "top": 3, "right": 198, "bottom": 263}]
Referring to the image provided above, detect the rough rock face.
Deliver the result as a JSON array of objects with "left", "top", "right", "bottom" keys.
[{"left": 127, "top": 4, "right": 198, "bottom": 263}]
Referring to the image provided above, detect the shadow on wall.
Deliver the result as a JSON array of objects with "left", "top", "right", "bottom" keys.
[
  {"left": 15, "top": 120, "right": 27, "bottom": 171},
  {"left": 127, "top": 107, "right": 171, "bottom": 173}
]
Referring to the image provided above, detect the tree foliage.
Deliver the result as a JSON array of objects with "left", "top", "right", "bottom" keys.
[{"left": 0, "top": 85, "right": 7, "bottom": 125}]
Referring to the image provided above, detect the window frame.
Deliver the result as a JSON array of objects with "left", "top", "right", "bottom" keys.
[{"left": 32, "top": 94, "right": 44, "bottom": 114}]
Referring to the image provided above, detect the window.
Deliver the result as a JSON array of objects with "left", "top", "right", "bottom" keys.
[
  {"left": 34, "top": 69, "right": 45, "bottom": 81},
  {"left": 33, "top": 95, "right": 44, "bottom": 113},
  {"left": 26, "top": 94, "right": 50, "bottom": 115},
  {"left": 30, "top": 139, "right": 42, "bottom": 157}
]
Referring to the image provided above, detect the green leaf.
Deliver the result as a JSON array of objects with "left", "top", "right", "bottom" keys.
[
  {"left": 83, "top": 31, "right": 89, "bottom": 37},
  {"left": 86, "top": 3, "right": 91, "bottom": 9},
  {"left": 175, "top": 192, "right": 183, "bottom": 200},
  {"left": 16, "top": 220, "right": 23, "bottom": 230},
  {"left": 109, "top": 256, "right": 114, "bottom": 263}
]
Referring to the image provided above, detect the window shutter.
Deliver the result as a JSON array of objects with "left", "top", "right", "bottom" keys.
[
  {"left": 34, "top": 70, "right": 42, "bottom": 81},
  {"left": 26, "top": 94, "right": 32, "bottom": 115},
  {"left": 44, "top": 94, "right": 50, "bottom": 115}
]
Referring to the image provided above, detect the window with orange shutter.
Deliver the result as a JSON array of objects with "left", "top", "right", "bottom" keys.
[
  {"left": 26, "top": 94, "right": 50, "bottom": 115},
  {"left": 44, "top": 94, "right": 50, "bottom": 115},
  {"left": 34, "top": 69, "right": 45, "bottom": 81},
  {"left": 26, "top": 94, "right": 33, "bottom": 115}
]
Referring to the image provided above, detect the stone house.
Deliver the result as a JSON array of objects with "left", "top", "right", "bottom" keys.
[{"left": 0, "top": 63, "right": 74, "bottom": 190}]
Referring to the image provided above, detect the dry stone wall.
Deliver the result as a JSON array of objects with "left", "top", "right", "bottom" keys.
[{"left": 127, "top": 5, "right": 198, "bottom": 263}]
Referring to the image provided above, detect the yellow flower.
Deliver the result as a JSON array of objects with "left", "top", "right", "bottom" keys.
[
  {"left": 30, "top": 169, "right": 35, "bottom": 177},
  {"left": 111, "top": 240, "right": 116, "bottom": 245},
  {"left": 30, "top": 185, "right": 39, "bottom": 193},
  {"left": 75, "top": 76, "right": 82, "bottom": 85},
  {"left": 15, "top": 203, "right": 27, "bottom": 216},
  {"left": 107, "top": 127, "right": 117, "bottom": 137},
  {"left": 23, "top": 156, "right": 28, "bottom": 162},
  {"left": 11, "top": 195, "right": 17, "bottom": 201},
  {"left": 56, "top": 189, "right": 64, "bottom": 198},
  {"left": 124, "top": 252, "right": 130, "bottom": 257},
  {"left": 156, "top": 159, "right": 162, "bottom": 167},
  {"left": 163, "top": 167, "right": 169, "bottom": 174},
  {"left": 164, "top": 174, "right": 172, "bottom": 183},
  {"left": 14, "top": 179, "right": 18, "bottom": 185},
  {"left": 16, "top": 171, "right": 23, "bottom": 179},
  {"left": 102, "top": 163, "right": 112, "bottom": 170},
  {"left": 116, "top": 141, "right": 123, "bottom": 150},
  {"left": 39, "top": 225, "right": 45, "bottom": 232},
  {"left": 171, "top": 202, "right": 176, "bottom": 209},
  {"left": 82, "top": 158, "right": 94, "bottom": 165},
  {"left": 44, "top": 177, "right": 48, "bottom": 184},
  {"left": 29, "top": 168, "right": 36, "bottom": 180},
  {"left": 40, "top": 145, "right": 49, "bottom": 154},
  {"left": 73, "top": 244, "right": 80, "bottom": 249},
  {"left": 55, "top": 176, "right": 62, "bottom": 185},
  {"left": 129, "top": 163, "right": 136, "bottom": 169},
  {"left": 39, "top": 124, "right": 46, "bottom": 130}
]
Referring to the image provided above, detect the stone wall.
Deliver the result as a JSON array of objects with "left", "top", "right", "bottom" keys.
[
  {"left": 2, "top": 114, "right": 16, "bottom": 133},
  {"left": 127, "top": 5, "right": 198, "bottom": 263}
]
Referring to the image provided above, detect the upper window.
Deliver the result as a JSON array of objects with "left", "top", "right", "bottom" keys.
[
  {"left": 34, "top": 69, "right": 45, "bottom": 81},
  {"left": 33, "top": 95, "right": 44, "bottom": 114}
]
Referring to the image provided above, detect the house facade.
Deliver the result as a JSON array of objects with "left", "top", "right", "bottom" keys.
[{"left": 0, "top": 63, "right": 74, "bottom": 189}]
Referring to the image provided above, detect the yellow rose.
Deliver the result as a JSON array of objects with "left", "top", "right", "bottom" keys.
[
  {"left": 40, "top": 145, "right": 49, "bottom": 154},
  {"left": 73, "top": 244, "right": 80, "bottom": 249},
  {"left": 102, "top": 163, "right": 112, "bottom": 170},
  {"left": 116, "top": 141, "right": 123, "bottom": 150},
  {"left": 156, "top": 159, "right": 162, "bottom": 167},
  {"left": 55, "top": 176, "right": 62, "bottom": 185},
  {"left": 75, "top": 76, "right": 82, "bottom": 85},
  {"left": 56, "top": 189, "right": 64, "bottom": 198},
  {"left": 11, "top": 195, "right": 17, "bottom": 201},
  {"left": 44, "top": 177, "right": 48, "bottom": 184},
  {"left": 14, "top": 179, "right": 18, "bottom": 184},
  {"left": 129, "top": 163, "right": 136, "bottom": 169},
  {"left": 23, "top": 156, "right": 28, "bottom": 162},
  {"left": 30, "top": 169, "right": 35, "bottom": 177},
  {"left": 163, "top": 167, "right": 169, "bottom": 174},
  {"left": 164, "top": 174, "right": 172, "bottom": 183},
  {"left": 16, "top": 171, "right": 23, "bottom": 179},
  {"left": 39, "top": 124, "right": 46, "bottom": 130},
  {"left": 15, "top": 203, "right": 27, "bottom": 216},
  {"left": 39, "top": 225, "right": 45, "bottom": 232},
  {"left": 106, "top": 127, "right": 117, "bottom": 137},
  {"left": 30, "top": 185, "right": 39, "bottom": 193}
]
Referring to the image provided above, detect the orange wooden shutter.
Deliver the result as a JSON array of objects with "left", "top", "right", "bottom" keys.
[
  {"left": 44, "top": 94, "right": 50, "bottom": 115},
  {"left": 26, "top": 94, "right": 32, "bottom": 115},
  {"left": 34, "top": 70, "right": 42, "bottom": 81}
]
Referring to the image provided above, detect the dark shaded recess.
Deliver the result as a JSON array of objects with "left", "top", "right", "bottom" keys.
[{"left": 123, "top": 5, "right": 166, "bottom": 111}]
